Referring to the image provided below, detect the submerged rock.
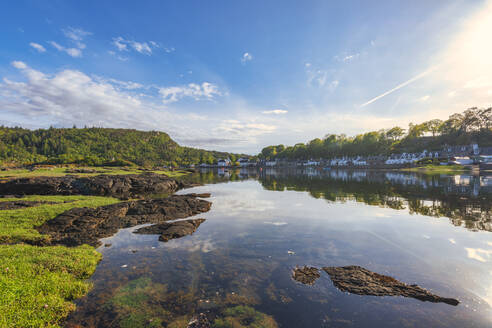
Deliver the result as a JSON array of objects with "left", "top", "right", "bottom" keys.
[
  {"left": 292, "top": 266, "right": 321, "bottom": 285},
  {"left": 187, "top": 313, "right": 211, "bottom": 328},
  {"left": 322, "top": 265, "right": 459, "bottom": 306},
  {"left": 36, "top": 194, "right": 211, "bottom": 247},
  {"left": 134, "top": 218, "right": 206, "bottom": 242},
  {"left": 0, "top": 172, "right": 193, "bottom": 199}
]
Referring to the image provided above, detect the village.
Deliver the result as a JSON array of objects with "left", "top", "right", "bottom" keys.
[{"left": 198, "top": 143, "right": 492, "bottom": 170}]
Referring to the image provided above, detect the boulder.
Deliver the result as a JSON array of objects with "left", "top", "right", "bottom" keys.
[
  {"left": 322, "top": 265, "right": 459, "bottom": 306},
  {"left": 134, "top": 218, "right": 206, "bottom": 241}
]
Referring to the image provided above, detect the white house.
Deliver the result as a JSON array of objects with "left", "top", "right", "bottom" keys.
[
  {"left": 238, "top": 157, "right": 249, "bottom": 167},
  {"left": 217, "top": 158, "right": 231, "bottom": 167},
  {"left": 304, "top": 160, "right": 320, "bottom": 166}
]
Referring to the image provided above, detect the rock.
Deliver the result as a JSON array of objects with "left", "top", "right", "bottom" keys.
[
  {"left": 0, "top": 173, "right": 193, "bottom": 199},
  {"left": 186, "top": 193, "right": 211, "bottom": 198},
  {"left": 35, "top": 195, "right": 212, "bottom": 247},
  {"left": 322, "top": 265, "right": 459, "bottom": 306},
  {"left": 0, "top": 200, "right": 56, "bottom": 210},
  {"left": 292, "top": 266, "right": 321, "bottom": 285},
  {"left": 134, "top": 218, "right": 206, "bottom": 241},
  {"left": 64, "top": 168, "right": 103, "bottom": 174},
  {"left": 187, "top": 313, "right": 211, "bottom": 328}
]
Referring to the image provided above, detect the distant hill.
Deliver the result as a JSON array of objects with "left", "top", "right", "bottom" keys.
[{"left": 0, "top": 127, "right": 241, "bottom": 167}]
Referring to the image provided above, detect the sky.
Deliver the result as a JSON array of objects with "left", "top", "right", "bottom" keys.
[{"left": 0, "top": 0, "right": 491, "bottom": 154}]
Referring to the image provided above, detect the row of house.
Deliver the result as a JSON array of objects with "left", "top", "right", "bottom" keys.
[
  {"left": 199, "top": 157, "right": 256, "bottom": 168},
  {"left": 200, "top": 144, "right": 492, "bottom": 169},
  {"left": 258, "top": 144, "right": 492, "bottom": 168}
]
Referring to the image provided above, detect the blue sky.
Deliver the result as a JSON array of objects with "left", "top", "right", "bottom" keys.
[{"left": 1, "top": 0, "right": 491, "bottom": 153}]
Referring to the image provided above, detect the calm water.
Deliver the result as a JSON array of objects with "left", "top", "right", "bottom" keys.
[{"left": 66, "top": 168, "right": 492, "bottom": 327}]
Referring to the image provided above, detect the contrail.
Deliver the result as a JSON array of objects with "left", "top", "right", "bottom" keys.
[{"left": 360, "top": 67, "right": 435, "bottom": 107}]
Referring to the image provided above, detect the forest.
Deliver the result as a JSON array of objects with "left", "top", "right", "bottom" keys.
[
  {"left": 259, "top": 107, "right": 492, "bottom": 160},
  {"left": 0, "top": 127, "right": 240, "bottom": 167}
]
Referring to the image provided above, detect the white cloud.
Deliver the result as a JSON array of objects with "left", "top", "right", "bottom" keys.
[
  {"left": 111, "top": 37, "right": 165, "bottom": 55},
  {"left": 11, "top": 61, "right": 27, "bottom": 69},
  {"left": 418, "top": 95, "right": 430, "bottom": 102},
  {"left": 262, "top": 109, "right": 288, "bottom": 115},
  {"left": 112, "top": 37, "right": 128, "bottom": 51},
  {"left": 159, "top": 82, "right": 221, "bottom": 104},
  {"left": 63, "top": 27, "right": 91, "bottom": 41},
  {"left": 62, "top": 27, "right": 91, "bottom": 49},
  {"left": 0, "top": 61, "right": 205, "bottom": 134},
  {"left": 241, "top": 52, "right": 253, "bottom": 64},
  {"left": 0, "top": 61, "right": 278, "bottom": 153},
  {"left": 49, "top": 41, "right": 82, "bottom": 58},
  {"left": 29, "top": 42, "right": 46, "bottom": 53},
  {"left": 131, "top": 41, "right": 152, "bottom": 55},
  {"left": 215, "top": 120, "right": 276, "bottom": 138}
]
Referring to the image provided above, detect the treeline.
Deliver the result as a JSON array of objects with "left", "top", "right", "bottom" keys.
[
  {"left": 0, "top": 127, "right": 240, "bottom": 167},
  {"left": 259, "top": 107, "right": 492, "bottom": 160}
]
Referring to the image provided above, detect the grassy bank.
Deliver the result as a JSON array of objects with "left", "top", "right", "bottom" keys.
[
  {"left": 0, "top": 166, "right": 190, "bottom": 179},
  {"left": 401, "top": 164, "right": 471, "bottom": 174},
  {"left": 0, "top": 244, "right": 101, "bottom": 327},
  {"left": 0, "top": 195, "right": 121, "bottom": 327}
]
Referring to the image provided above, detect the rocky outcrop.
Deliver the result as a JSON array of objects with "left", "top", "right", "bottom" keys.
[
  {"left": 0, "top": 173, "right": 194, "bottom": 199},
  {"left": 322, "top": 266, "right": 459, "bottom": 306},
  {"left": 292, "top": 266, "right": 320, "bottom": 285},
  {"left": 134, "top": 218, "right": 206, "bottom": 241},
  {"left": 0, "top": 200, "right": 57, "bottom": 210},
  {"left": 36, "top": 194, "right": 211, "bottom": 247}
]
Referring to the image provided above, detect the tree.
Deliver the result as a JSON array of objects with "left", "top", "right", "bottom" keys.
[
  {"left": 424, "top": 119, "right": 443, "bottom": 137},
  {"left": 386, "top": 127, "right": 405, "bottom": 141}
]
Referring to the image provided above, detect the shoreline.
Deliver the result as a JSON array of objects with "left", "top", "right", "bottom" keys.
[{"left": 0, "top": 170, "right": 200, "bottom": 327}]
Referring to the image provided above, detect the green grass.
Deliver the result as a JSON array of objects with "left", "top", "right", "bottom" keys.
[
  {"left": 0, "top": 244, "right": 101, "bottom": 328},
  {"left": 0, "top": 195, "right": 120, "bottom": 244},
  {"left": 0, "top": 166, "right": 190, "bottom": 179},
  {"left": 0, "top": 195, "right": 121, "bottom": 327},
  {"left": 401, "top": 164, "right": 471, "bottom": 174}
]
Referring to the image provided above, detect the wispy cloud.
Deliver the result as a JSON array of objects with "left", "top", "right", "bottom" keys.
[
  {"left": 111, "top": 37, "right": 168, "bottom": 55},
  {"left": 108, "top": 50, "right": 128, "bottom": 61},
  {"left": 29, "top": 42, "right": 46, "bottom": 53},
  {"left": 62, "top": 27, "right": 91, "bottom": 49},
  {"left": 241, "top": 52, "right": 253, "bottom": 64},
  {"left": 49, "top": 41, "right": 82, "bottom": 57},
  {"left": 262, "top": 109, "right": 288, "bottom": 115},
  {"left": 62, "top": 27, "right": 91, "bottom": 41},
  {"left": 159, "top": 82, "right": 221, "bottom": 104},
  {"left": 360, "top": 68, "right": 434, "bottom": 107},
  {"left": 215, "top": 120, "right": 276, "bottom": 138},
  {"left": 48, "top": 27, "right": 90, "bottom": 58}
]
